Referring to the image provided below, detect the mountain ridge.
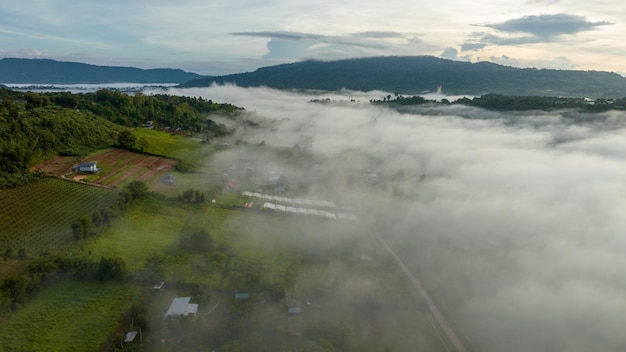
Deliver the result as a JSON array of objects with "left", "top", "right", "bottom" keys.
[
  {"left": 0, "top": 58, "right": 203, "bottom": 84},
  {"left": 180, "top": 56, "right": 626, "bottom": 99}
]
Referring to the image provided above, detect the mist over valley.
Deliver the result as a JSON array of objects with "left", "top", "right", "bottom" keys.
[{"left": 163, "top": 85, "right": 626, "bottom": 351}]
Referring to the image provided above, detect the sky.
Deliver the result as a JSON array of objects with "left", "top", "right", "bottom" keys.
[
  {"left": 156, "top": 85, "right": 626, "bottom": 351},
  {"left": 1, "top": 1, "right": 624, "bottom": 75}
]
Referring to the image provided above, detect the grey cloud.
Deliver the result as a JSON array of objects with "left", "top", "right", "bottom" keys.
[
  {"left": 231, "top": 30, "right": 425, "bottom": 50},
  {"left": 350, "top": 31, "right": 412, "bottom": 39},
  {"left": 440, "top": 47, "right": 459, "bottom": 60},
  {"left": 231, "top": 30, "right": 431, "bottom": 62},
  {"left": 484, "top": 13, "right": 612, "bottom": 37},
  {"left": 461, "top": 14, "right": 613, "bottom": 52},
  {"left": 232, "top": 31, "right": 324, "bottom": 41},
  {"left": 460, "top": 42, "right": 485, "bottom": 51}
]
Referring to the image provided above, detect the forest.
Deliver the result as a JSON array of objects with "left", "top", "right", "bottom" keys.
[
  {"left": 181, "top": 56, "right": 626, "bottom": 98},
  {"left": 0, "top": 88, "right": 241, "bottom": 188}
]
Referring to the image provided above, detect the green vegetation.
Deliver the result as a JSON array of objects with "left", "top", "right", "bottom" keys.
[
  {"left": 376, "top": 92, "right": 626, "bottom": 112},
  {"left": 129, "top": 128, "right": 201, "bottom": 160},
  {"left": 0, "top": 87, "right": 241, "bottom": 189},
  {"left": 181, "top": 55, "right": 626, "bottom": 99},
  {"left": 0, "top": 177, "right": 116, "bottom": 255},
  {"left": 0, "top": 281, "right": 138, "bottom": 352},
  {"left": 0, "top": 57, "right": 203, "bottom": 84}
]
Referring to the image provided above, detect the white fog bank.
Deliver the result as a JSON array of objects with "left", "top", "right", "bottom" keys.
[{"left": 162, "top": 85, "right": 626, "bottom": 352}]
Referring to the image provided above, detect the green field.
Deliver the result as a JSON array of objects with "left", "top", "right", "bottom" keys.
[
  {"left": 131, "top": 128, "right": 207, "bottom": 161},
  {"left": 0, "top": 281, "right": 138, "bottom": 352},
  {"left": 0, "top": 177, "right": 116, "bottom": 255}
]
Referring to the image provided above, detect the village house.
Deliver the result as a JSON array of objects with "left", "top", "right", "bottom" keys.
[{"left": 72, "top": 161, "right": 100, "bottom": 173}]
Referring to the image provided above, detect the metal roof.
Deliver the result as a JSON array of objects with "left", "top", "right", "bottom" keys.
[{"left": 166, "top": 297, "right": 191, "bottom": 316}]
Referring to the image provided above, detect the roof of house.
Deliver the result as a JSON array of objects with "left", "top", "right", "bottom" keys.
[
  {"left": 166, "top": 297, "right": 192, "bottom": 316},
  {"left": 124, "top": 331, "right": 138, "bottom": 343},
  {"left": 234, "top": 292, "right": 250, "bottom": 299},
  {"left": 78, "top": 161, "right": 97, "bottom": 167},
  {"left": 288, "top": 307, "right": 301, "bottom": 314},
  {"left": 186, "top": 303, "right": 198, "bottom": 316}
]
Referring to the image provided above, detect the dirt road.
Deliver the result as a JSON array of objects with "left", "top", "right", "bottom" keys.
[{"left": 376, "top": 234, "right": 469, "bottom": 352}]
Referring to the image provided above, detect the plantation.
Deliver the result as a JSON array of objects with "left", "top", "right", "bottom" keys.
[{"left": 0, "top": 177, "right": 116, "bottom": 255}]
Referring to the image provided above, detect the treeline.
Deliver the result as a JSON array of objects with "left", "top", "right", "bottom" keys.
[
  {"left": 0, "top": 255, "right": 127, "bottom": 312},
  {"left": 376, "top": 93, "right": 626, "bottom": 111},
  {"left": 0, "top": 88, "right": 241, "bottom": 188},
  {"left": 457, "top": 94, "right": 626, "bottom": 111}
]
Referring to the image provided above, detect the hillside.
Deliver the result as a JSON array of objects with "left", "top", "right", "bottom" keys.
[
  {"left": 0, "top": 58, "right": 203, "bottom": 84},
  {"left": 180, "top": 56, "right": 626, "bottom": 98}
]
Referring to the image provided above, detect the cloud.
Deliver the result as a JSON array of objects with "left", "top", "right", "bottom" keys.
[
  {"left": 160, "top": 85, "right": 626, "bottom": 352},
  {"left": 0, "top": 48, "right": 47, "bottom": 58},
  {"left": 231, "top": 30, "right": 433, "bottom": 62},
  {"left": 460, "top": 42, "right": 486, "bottom": 51},
  {"left": 460, "top": 13, "right": 614, "bottom": 55},
  {"left": 484, "top": 14, "right": 612, "bottom": 37},
  {"left": 439, "top": 47, "right": 472, "bottom": 62}
]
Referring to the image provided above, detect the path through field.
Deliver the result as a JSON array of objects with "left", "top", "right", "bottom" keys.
[{"left": 376, "top": 233, "right": 469, "bottom": 352}]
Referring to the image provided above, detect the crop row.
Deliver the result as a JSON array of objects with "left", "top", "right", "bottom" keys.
[{"left": 0, "top": 178, "right": 117, "bottom": 253}]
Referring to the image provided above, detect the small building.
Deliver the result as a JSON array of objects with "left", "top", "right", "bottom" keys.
[
  {"left": 287, "top": 305, "right": 302, "bottom": 336},
  {"left": 162, "top": 174, "right": 176, "bottom": 185},
  {"left": 234, "top": 292, "right": 250, "bottom": 300},
  {"left": 165, "top": 297, "right": 198, "bottom": 317},
  {"left": 124, "top": 331, "right": 139, "bottom": 343},
  {"left": 73, "top": 161, "right": 100, "bottom": 173}
]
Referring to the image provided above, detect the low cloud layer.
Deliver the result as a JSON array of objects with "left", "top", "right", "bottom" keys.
[{"left": 167, "top": 85, "right": 626, "bottom": 351}]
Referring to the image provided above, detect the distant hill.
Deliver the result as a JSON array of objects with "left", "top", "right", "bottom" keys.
[
  {"left": 180, "top": 56, "right": 626, "bottom": 98},
  {"left": 0, "top": 58, "right": 203, "bottom": 84}
]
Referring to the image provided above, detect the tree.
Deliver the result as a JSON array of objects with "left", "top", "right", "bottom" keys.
[
  {"left": 117, "top": 130, "right": 136, "bottom": 149},
  {"left": 141, "top": 253, "right": 165, "bottom": 282},
  {"left": 71, "top": 216, "right": 92, "bottom": 240},
  {"left": 179, "top": 229, "right": 214, "bottom": 253},
  {"left": 125, "top": 181, "right": 148, "bottom": 201},
  {"left": 97, "top": 257, "right": 127, "bottom": 281},
  {"left": 91, "top": 211, "right": 103, "bottom": 227}
]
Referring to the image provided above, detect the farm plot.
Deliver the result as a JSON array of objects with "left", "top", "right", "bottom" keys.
[
  {"left": 80, "top": 148, "right": 179, "bottom": 189},
  {"left": 0, "top": 177, "right": 116, "bottom": 254},
  {"left": 36, "top": 148, "right": 179, "bottom": 190}
]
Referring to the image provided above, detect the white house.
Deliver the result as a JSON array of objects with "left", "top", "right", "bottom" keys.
[{"left": 73, "top": 161, "right": 100, "bottom": 173}]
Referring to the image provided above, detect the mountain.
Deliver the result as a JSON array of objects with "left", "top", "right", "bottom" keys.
[
  {"left": 0, "top": 58, "right": 203, "bottom": 84},
  {"left": 180, "top": 56, "right": 626, "bottom": 98}
]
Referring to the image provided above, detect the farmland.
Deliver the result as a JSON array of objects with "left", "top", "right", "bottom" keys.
[{"left": 0, "top": 177, "right": 116, "bottom": 255}]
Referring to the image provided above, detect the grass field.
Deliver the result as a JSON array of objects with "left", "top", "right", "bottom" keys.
[
  {"left": 131, "top": 128, "right": 206, "bottom": 161},
  {"left": 0, "top": 177, "right": 117, "bottom": 255},
  {"left": 0, "top": 281, "right": 139, "bottom": 352}
]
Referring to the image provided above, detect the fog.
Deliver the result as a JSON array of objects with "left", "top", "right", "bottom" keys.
[{"left": 163, "top": 85, "right": 626, "bottom": 351}]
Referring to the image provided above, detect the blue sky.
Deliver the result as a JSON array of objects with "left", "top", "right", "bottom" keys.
[{"left": 0, "top": 0, "right": 624, "bottom": 75}]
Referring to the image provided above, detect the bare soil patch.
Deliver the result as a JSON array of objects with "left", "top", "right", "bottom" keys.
[{"left": 33, "top": 148, "right": 179, "bottom": 190}]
